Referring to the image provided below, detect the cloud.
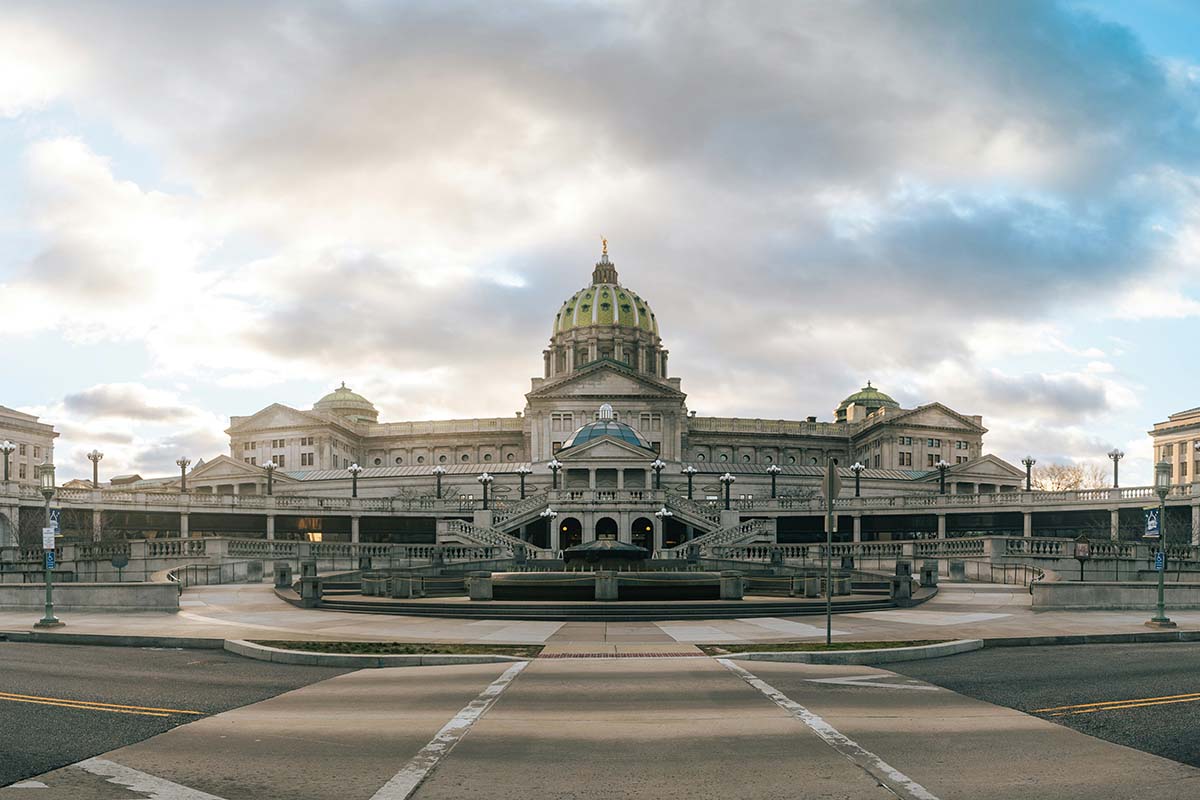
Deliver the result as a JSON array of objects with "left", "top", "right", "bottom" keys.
[{"left": 62, "top": 383, "right": 196, "bottom": 423}]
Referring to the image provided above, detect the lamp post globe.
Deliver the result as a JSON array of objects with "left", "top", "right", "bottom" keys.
[
  {"left": 1022, "top": 456, "right": 1036, "bottom": 492},
  {"left": 1108, "top": 448, "right": 1124, "bottom": 489},
  {"left": 516, "top": 465, "right": 533, "bottom": 499},
  {"left": 548, "top": 459, "right": 563, "bottom": 490},
  {"left": 347, "top": 463, "right": 363, "bottom": 498},
  {"left": 849, "top": 462, "right": 865, "bottom": 498},
  {"left": 86, "top": 449, "right": 104, "bottom": 489},
  {"left": 682, "top": 465, "right": 698, "bottom": 500},
  {"left": 0, "top": 440, "right": 15, "bottom": 482},
  {"left": 936, "top": 460, "right": 951, "bottom": 495},
  {"left": 650, "top": 458, "right": 666, "bottom": 490},
  {"left": 176, "top": 457, "right": 191, "bottom": 493},
  {"left": 719, "top": 472, "right": 736, "bottom": 511},
  {"left": 263, "top": 460, "right": 276, "bottom": 496},
  {"left": 477, "top": 472, "right": 494, "bottom": 510},
  {"left": 766, "top": 464, "right": 782, "bottom": 499}
]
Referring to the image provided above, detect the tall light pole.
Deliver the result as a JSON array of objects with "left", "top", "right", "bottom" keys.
[
  {"left": 478, "top": 472, "right": 494, "bottom": 510},
  {"left": 432, "top": 465, "right": 446, "bottom": 499},
  {"left": 1108, "top": 449, "right": 1124, "bottom": 489},
  {"left": 263, "top": 460, "right": 276, "bottom": 496},
  {"left": 682, "top": 465, "right": 697, "bottom": 500},
  {"left": 936, "top": 460, "right": 951, "bottom": 495},
  {"left": 650, "top": 458, "right": 666, "bottom": 490},
  {"left": 767, "top": 464, "right": 782, "bottom": 498},
  {"left": 1022, "top": 456, "right": 1036, "bottom": 492},
  {"left": 87, "top": 449, "right": 104, "bottom": 489},
  {"left": 540, "top": 507, "right": 558, "bottom": 550},
  {"left": 176, "top": 457, "right": 191, "bottom": 493},
  {"left": 548, "top": 459, "right": 563, "bottom": 490},
  {"left": 655, "top": 506, "right": 673, "bottom": 550},
  {"left": 35, "top": 462, "right": 61, "bottom": 628},
  {"left": 0, "top": 441, "right": 14, "bottom": 482},
  {"left": 348, "top": 463, "right": 362, "bottom": 498},
  {"left": 849, "top": 462, "right": 865, "bottom": 498},
  {"left": 1147, "top": 460, "right": 1175, "bottom": 628},
  {"left": 516, "top": 465, "right": 532, "bottom": 500},
  {"left": 719, "top": 472, "right": 736, "bottom": 510}
]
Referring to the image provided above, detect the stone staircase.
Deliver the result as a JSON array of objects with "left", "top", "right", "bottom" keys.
[
  {"left": 663, "top": 518, "right": 772, "bottom": 557},
  {"left": 491, "top": 494, "right": 552, "bottom": 534},
  {"left": 664, "top": 494, "right": 721, "bottom": 532},
  {"left": 442, "top": 519, "right": 550, "bottom": 556}
]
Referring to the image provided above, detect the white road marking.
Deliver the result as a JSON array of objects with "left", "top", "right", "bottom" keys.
[
  {"left": 75, "top": 757, "right": 226, "bottom": 799},
  {"left": 717, "top": 659, "right": 940, "bottom": 800},
  {"left": 8, "top": 781, "right": 47, "bottom": 788},
  {"left": 736, "top": 617, "right": 849, "bottom": 638},
  {"left": 807, "top": 675, "right": 940, "bottom": 691},
  {"left": 370, "top": 660, "right": 530, "bottom": 800},
  {"left": 656, "top": 624, "right": 742, "bottom": 642}
]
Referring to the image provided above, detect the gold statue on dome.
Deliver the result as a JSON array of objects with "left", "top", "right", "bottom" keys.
[{"left": 601, "top": 236, "right": 607, "bottom": 256}]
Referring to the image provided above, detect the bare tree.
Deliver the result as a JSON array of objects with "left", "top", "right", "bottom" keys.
[{"left": 1032, "top": 462, "right": 1109, "bottom": 491}]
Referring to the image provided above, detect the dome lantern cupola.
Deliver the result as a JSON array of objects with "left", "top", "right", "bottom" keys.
[
  {"left": 313, "top": 382, "right": 379, "bottom": 423},
  {"left": 835, "top": 380, "right": 900, "bottom": 422}
]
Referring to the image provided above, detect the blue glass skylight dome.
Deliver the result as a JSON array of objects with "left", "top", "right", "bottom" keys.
[{"left": 558, "top": 405, "right": 655, "bottom": 453}]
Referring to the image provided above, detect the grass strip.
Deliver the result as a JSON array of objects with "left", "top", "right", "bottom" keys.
[
  {"left": 251, "top": 640, "right": 544, "bottom": 658},
  {"left": 699, "top": 640, "right": 946, "bottom": 655}
]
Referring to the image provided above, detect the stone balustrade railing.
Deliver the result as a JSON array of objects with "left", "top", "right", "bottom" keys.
[
  {"left": 666, "top": 518, "right": 770, "bottom": 554},
  {"left": 444, "top": 520, "right": 548, "bottom": 555}
]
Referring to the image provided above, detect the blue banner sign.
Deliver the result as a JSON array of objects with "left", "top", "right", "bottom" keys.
[
  {"left": 1144, "top": 508, "right": 1161, "bottom": 538},
  {"left": 45, "top": 551, "right": 55, "bottom": 570}
]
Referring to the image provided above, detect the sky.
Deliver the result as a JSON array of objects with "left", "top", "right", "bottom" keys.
[{"left": 0, "top": 0, "right": 1197, "bottom": 485}]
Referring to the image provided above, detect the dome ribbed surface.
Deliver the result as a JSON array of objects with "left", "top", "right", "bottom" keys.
[{"left": 558, "top": 419, "right": 655, "bottom": 452}]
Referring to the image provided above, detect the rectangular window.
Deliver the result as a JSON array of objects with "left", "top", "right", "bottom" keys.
[
  {"left": 19, "top": 464, "right": 26, "bottom": 479},
  {"left": 33, "top": 446, "right": 39, "bottom": 458},
  {"left": 276, "top": 455, "right": 285, "bottom": 468},
  {"left": 244, "top": 458, "right": 251, "bottom": 464},
  {"left": 873, "top": 454, "right": 880, "bottom": 468},
  {"left": 1181, "top": 461, "right": 1188, "bottom": 477},
  {"left": 1164, "top": 444, "right": 1175, "bottom": 458},
  {"left": 18, "top": 444, "right": 25, "bottom": 456},
  {"left": 651, "top": 441, "right": 661, "bottom": 453},
  {"left": 899, "top": 452, "right": 912, "bottom": 466},
  {"left": 638, "top": 412, "right": 663, "bottom": 432},
  {"left": 551, "top": 412, "right": 574, "bottom": 431},
  {"left": 927, "top": 453, "right": 937, "bottom": 467},
  {"left": 957, "top": 456, "right": 968, "bottom": 464},
  {"left": 250, "top": 457, "right": 256, "bottom": 466},
  {"left": 552, "top": 441, "right": 562, "bottom": 453}
]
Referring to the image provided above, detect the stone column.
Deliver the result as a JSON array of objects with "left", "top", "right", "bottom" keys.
[
  {"left": 588, "top": 469, "right": 597, "bottom": 489},
  {"left": 92, "top": 508, "right": 103, "bottom": 543},
  {"left": 852, "top": 514, "right": 862, "bottom": 544},
  {"left": 1023, "top": 511, "right": 1033, "bottom": 538},
  {"left": 653, "top": 521, "right": 662, "bottom": 551},
  {"left": 350, "top": 516, "right": 360, "bottom": 544},
  {"left": 616, "top": 469, "right": 625, "bottom": 490},
  {"left": 1110, "top": 508, "right": 1120, "bottom": 542},
  {"left": 1192, "top": 503, "right": 1200, "bottom": 546},
  {"left": 266, "top": 514, "right": 276, "bottom": 541},
  {"left": 936, "top": 514, "right": 946, "bottom": 539},
  {"left": 179, "top": 512, "right": 190, "bottom": 538}
]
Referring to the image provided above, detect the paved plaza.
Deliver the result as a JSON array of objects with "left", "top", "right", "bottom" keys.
[{"left": 1, "top": 581, "right": 1197, "bottom": 646}]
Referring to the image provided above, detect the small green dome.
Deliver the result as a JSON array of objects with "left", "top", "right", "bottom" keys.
[
  {"left": 836, "top": 381, "right": 899, "bottom": 421},
  {"left": 552, "top": 253, "right": 658, "bottom": 336},
  {"left": 313, "top": 382, "right": 378, "bottom": 422}
]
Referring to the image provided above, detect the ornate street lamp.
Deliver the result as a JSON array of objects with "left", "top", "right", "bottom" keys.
[
  {"left": 432, "top": 465, "right": 446, "bottom": 499},
  {"left": 548, "top": 458, "right": 563, "bottom": 490},
  {"left": 540, "top": 507, "right": 558, "bottom": 549},
  {"left": 477, "top": 472, "right": 494, "bottom": 510},
  {"left": 1108, "top": 448, "right": 1124, "bottom": 489},
  {"left": 682, "top": 465, "right": 697, "bottom": 500},
  {"left": 655, "top": 506, "right": 673, "bottom": 549},
  {"left": 87, "top": 449, "right": 104, "bottom": 489},
  {"left": 1022, "top": 456, "right": 1036, "bottom": 492},
  {"left": 767, "top": 464, "right": 782, "bottom": 499},
  {"left": 348, "top": 462, "right": 363, "bottom": 498},
  {"left": 516, "top": 465, "right": 533, "bottom": 500},
  {"left": 849, "top": 462, "right": 865, "bottom": 498},
  {"left": 35, "top": 462, "right": 61, "bottom": 628},
  {"left": 263, "top": 460, "right": 276, "bottom": 496},
  {"left": 719, "top": 472, "right": 736, "bottom": 511},
  {"left": 1147, "top": 461, "right": 1175, "bottom": 628},
  {"left": 650, "top": 458, "right": 666, "bottom": 490},
  {"left": 936, "top": 460, "right": 951, "bottom": 495},
  {"left": 176, "top": 457, "right": 191, "bottom": 493},
  {"left": 0, "top": 441, "right": 14, "bottom": 482}
]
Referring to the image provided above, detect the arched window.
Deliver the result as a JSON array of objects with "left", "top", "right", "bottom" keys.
[
  {"left": 417, "top": 456, "right": 425, "bottom": 464},
  {"left": 395, "top": 456, "right": 403, "bottom": 464},
  {"left": 696, "top": 453, "right": 706, "bottom": 461},
  {"left": 742, "top": 454, "right": 751, "bottom": 463},
  {"left": 461, "top": 454, "right": 470, "bottom": 462},
  {"left": 374, "top": 458, "right": 382, "bottom": 466},
  {"left": 719, "top": 453, "right": 729, "bottom": 462},
  {"left": 439, "top": 455, "right": 447, "bottom": 463}
]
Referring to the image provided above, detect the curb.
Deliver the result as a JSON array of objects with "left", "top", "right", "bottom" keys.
[
  {"left": 725, "top": 638, "right": 983, "bottom": 665},
  {"left": 0, "top": 629, "right": 224, "bottom": 649},
  {"left": 223, "top": 639, "right": 528, "bottom": 668},
  {"left": 982, "top": 630, "right": 1200, "bottom": 648}
]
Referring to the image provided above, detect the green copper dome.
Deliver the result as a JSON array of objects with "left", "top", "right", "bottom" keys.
[
  {"left": 313, "top": 382, "right": 378, "bottom": 423},
  {"left": 835, "top": 381, "right": 899, "bottom": 421},
  {"left": 553, "top": 252, "right": 658, "bottom": 336}
]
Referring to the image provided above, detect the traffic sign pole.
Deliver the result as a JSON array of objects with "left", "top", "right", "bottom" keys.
[{"left": 823, "top": 459, "right": 842, "bottom": 646}]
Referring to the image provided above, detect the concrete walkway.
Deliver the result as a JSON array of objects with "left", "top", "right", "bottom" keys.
[
  {"left": 6, "top": 657, "right": 1200, "bottom": 799},
  {"left": 1, "top": 582, "right": 1197, "bottom": 645}
]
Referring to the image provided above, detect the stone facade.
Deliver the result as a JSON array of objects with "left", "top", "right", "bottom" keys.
[
  {"left": 1151, "top": 407, "right": 1200, "bottom": 484},
  {"left": 0, "top": 405, "right": 57, "bottom": 485}
]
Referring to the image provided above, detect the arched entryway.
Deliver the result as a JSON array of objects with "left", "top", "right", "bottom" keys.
[
  {"left": 595, "top": 516, "right": 618, "bottom": 541},
  {"left": 559, "top": 516, "right": 583, "bottom": 549},
  {"left": 631, "top": 516, "right": 654, "bottom": 552}
]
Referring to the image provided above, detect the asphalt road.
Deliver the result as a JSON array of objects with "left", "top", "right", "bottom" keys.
[
  {"left": 0, "top": 641, "right": 348, "bottom": 788},
  {"left": 892, "top": 642, "right": 1200, "bottom": 768}
]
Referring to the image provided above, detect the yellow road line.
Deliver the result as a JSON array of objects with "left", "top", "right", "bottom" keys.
[
  {"left": 0, "top": 691, "right": 203, "bottom": 717},
  {"left": 0, "top": 696, "right": 172, "bottom": 717},
  {"left": 1049, "top": 696, "right": 1200, "bottom": 717},
  {"left": 1033, "top": 691, "right": 1200, "bottom": 714}
]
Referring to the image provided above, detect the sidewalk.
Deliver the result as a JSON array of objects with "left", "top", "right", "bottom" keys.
[{"left": 1, "top": 582, "right": 1197, "bottom": 645}]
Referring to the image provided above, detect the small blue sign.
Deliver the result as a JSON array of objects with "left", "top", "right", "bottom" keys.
[
  {"left": 45, "top": 551, "right": 55, "bottom": 570},
  {"left": 1145, "top": 508, "right": 1161, "bottom": 538},
  {"left": 1155, "top": 551, "right": 1166, "bottom": 572}
]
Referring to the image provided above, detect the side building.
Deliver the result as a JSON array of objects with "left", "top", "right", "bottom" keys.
[{"left": 0, "top": 405, "right": 57, "bottom": 485}]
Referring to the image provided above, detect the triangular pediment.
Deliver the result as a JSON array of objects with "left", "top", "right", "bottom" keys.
[
  {"left": 948, "top": 454, "right": 1025, "bottom": 480},
  {"left": 226, "top": 403, "right": 334, "bottom": 434},
  {"left": 870, "top": 403, "right": 985, "bottom": 434},
  {"left": 189, "top": 455, "right": 268, "bottom": 480},
  {"left": 528, "top": 360, "right": 685, "bottom": 401},
  {"left": 555, "top": 435, "right": 659, "bottom": 462}
]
